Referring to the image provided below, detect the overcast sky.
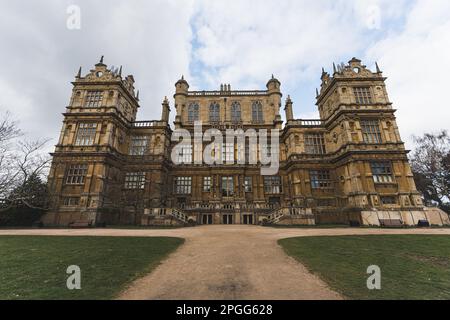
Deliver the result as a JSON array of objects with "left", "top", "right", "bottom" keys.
[{"left": 0, "top": 0, "right": 449, "bottom": 152}]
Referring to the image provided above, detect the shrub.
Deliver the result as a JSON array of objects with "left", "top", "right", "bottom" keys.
[{"left": 0, "top": 207, "right": 45, "bottom": 227}]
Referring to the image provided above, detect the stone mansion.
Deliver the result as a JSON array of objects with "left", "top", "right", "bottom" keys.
[{"left": 42, "top": 57, "right": 449, "bottom": 226}]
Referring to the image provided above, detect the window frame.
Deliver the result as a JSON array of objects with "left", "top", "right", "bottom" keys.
[
  {"left": 244, "top": 177, "right": 253, "bottom": 193},
  {"left": 124, "top": 172, "right": 146, "bottom": 190},
  {"left": 310, "top": 170, "right": 333, "bottom": 189},
  {"left": 231, "top": 101, "right": 241, "bottom": 123},
  {"left": 84, "top": 91, "right": 104, "bottom": 108},
  {"left": 381, "top": 196, "right": 397, "bottom": 205},
  {"left": 264, "top": 176, "right": 282, "bottom": 194},
  {"left": 65, "top": 164, "right": 88, "bottom": 185},
  {"left": 252, "top": 101, "right": 264, "bottom": 123},
  {"left": 129, "top": 135, "right": 149, "bottom": 156},
  {"left": 353, "top": 87, "right": 373, "bottom": 105},
  {"left": 222, "top": 143, "right": 235, "bottom": 163},
  {"left": 75, "top": 123, "right": 97, "bottom": 146},
  {"left": 304, "top": 133, "right": 326, "bottom": 154},
  {"left": 62, "top": 197, "right": 80, "bottom": 206},
  {"left": 209, "top": 102, "right": 220, "bottom": 123},
  {"left": 174, "top": 176, "right": 192, "bottom": 195},
  {"left": 188, "top": 102, "right": 200, "bottom": 123},
  {"left": 361, "top": 119, "right": 382, "bottom": 144},
  {"left": 221, "top": 176, "right": 234, "bottom": 197},
  {"left": 203, "top": 176, "right": 212, "bottom": 192},
  {"left": 371, "top": 161, "right": 394, "bottom": 183}
]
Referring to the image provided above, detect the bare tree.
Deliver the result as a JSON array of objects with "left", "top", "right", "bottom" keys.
[
  {"left": 6, "top": 139, "right": 52, "bottom": 209},
  {"left": 0, "top": 111, "right": 22, "bottom": 199},
  {"left": 410, "top": 131, "right": 450, "bottom": 209},
  {"left": 0, "top": 111, "right": 21, "bottom": 144},
  {"left": 0, "top": 111, "right": 51, "bottom": 211}
]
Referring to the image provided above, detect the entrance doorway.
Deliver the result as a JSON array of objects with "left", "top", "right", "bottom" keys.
[
  {"left": 202, "top": 214, "right": 213, "bottom": 225},
  {"left": 243, "top": 214, "right": 253, "bottom": 225},
  {"left": 222, "top": 214, "right": 233, "bottom": 225}
]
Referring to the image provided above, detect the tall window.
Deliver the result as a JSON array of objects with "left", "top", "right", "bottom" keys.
[
  {"left": 371, "top": 162, "right": 394, "bottom": 183},
  {"left": 66, "top": 164, "right": 88, "bottom": 185},
  {"left": 353, "top": 87, "right": 373, "bottom": 104},
  {"left": 188, "top": 103, "right": 199, "bottom": 123},
  {"left": 222, "top": 143, "right": 234, "bottom": 163},
  {"left": 221, "top": 176, "right": 234, "bottom": 197},
  {"left": 310, "top": 170, "right": 332, "bottom": 189},
  {"left": 124, "top": 172, "right": 146, "bottom": 189},
  {"left": 177, "top": 144, "right": 193, "bottom": 164},
  {"left": 305, "top": 133, "right": 326, "bottom": 154},
  {"left": 129, "top": 136, "right": 148, "bottom": 155},
  {"left": 85, "top": 91, "right": 103, "bottom": 108},
  {"left": 252, "top": 101, "right": 264, "bottom": 123},
  {"left": 264, "top": 176, "right": 282, "bottom": 194},
  {"left": 244, "top": 177, "right": 253, "bottom": 192},
  {"left": 203, "top": 177, "right": 212, "bottom": 192},
  {"left": 209, "top": 102, "right": 220, "bottom": 123},
  {"left": 175, "top": 177, "right": 192, "bottom": 194},
  {"left": 75, "top": 123, "right": 97, "bottom": 146},
  {"left": 231, "top": 102, "right": 241, "bottom": 123},
  {"left": 361, "top": 120, "right": 382, "bottom": 144}
]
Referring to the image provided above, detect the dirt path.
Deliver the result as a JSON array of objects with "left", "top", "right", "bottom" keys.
[{"left": 2, "top": 226, "right": 450, "bottom": 300}]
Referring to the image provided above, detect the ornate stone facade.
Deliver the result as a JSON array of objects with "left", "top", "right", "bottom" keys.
[{"left": 43, "top": 57, "right": 448, "bottom": 226}]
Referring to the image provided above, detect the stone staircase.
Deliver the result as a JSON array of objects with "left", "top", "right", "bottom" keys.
[
  {"left": 170, "top": 208, "right": 189, "bottom": 224},
  {"left": 266, "top": 207, "right": 315, "bottom": 225}
]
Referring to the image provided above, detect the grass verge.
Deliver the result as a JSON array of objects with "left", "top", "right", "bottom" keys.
[
  {"left": 0, "top": 235, "right": 184, "bottom": 300},
  {"left": 279, "top": 235, "right": 450, "bottom": 300}
]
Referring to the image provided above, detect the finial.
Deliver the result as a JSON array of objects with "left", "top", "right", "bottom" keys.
[
  {"left": 76, "top": 67, "right": 82, "bottom": 78},
  {"left": 271, "top": 74, "right": 274, "bottom": 79},
  {"left": 181, "top": 75, "right": 184, "bottom": 80},
  {"left": 100, "top": 55, "right": 104, "bottom": 64},
  {"left": 375, "top": 62, "right": 381, "bottom": 73},
  {"left": 136, "top": 90, "right": 140, "bottom": 100},
  {"left": 164, "top": 96, "right": 169, "bottom": 103},
  {"left": 316, "top": 88, "right": 319, "bottom": 97},
  {"left": 322, "top": 67, "right": 325, "bottom": 74},
  {"left": 333, "top": 62, "right": 337, "bottom": 73},
  {"left": 118, "top": 66, "right": 122, "bottom": 77}
]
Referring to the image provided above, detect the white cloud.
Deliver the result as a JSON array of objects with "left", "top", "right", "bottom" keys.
[
  {"left": 366, "top": 0, "right": 450, "bottom": 148},
  {"left": 0, "top": 0, "right": 448, "bottom": 153},
  {"left": 0, "top": 0, "right": 195, "bottom": 151},
  {"left": 189, "top": 0, "right": 414, "bottom": 119}
]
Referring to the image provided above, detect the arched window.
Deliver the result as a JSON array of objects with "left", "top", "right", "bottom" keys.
[
  {"left": 188, "top": 103, "right": 199, "bottom": 123},
  {"left": 252, "top": 101, "right": 264, "bottom": 123},
  {"left": 209, "top": 102, "right": 220, "bottom": 123},
  {"left": 231, "top": 102, "right": 241, "bottom": 123}
]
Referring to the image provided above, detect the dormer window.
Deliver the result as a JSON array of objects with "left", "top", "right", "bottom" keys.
[{"left": 85, "top": 91, "right": 103, "bottom": 108}]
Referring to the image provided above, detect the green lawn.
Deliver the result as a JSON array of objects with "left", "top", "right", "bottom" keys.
[
  {"left": 279, "top": 235, "right": 450, "bottom": 300},
  {"left": 0, "top": 236, "right": 184, "bottom": 300}
]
